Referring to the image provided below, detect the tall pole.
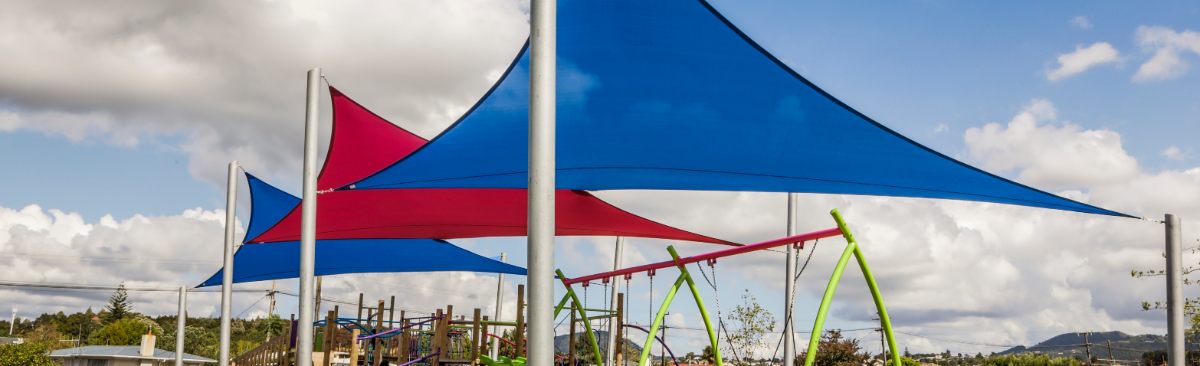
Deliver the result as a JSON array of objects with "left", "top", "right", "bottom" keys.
[
  {"left": 296, "top": 67, "right": 322, "bottom": 366},
  {"left": 528, "top": 0, "right": 556, "bottom": 364},
  {"left": 606, "top": 237, "right": 624, "bottom": 365},
  {"left": 218, "top": 161, "right": 238, "bottom": 366},
  {"left": 491, "top": 252, "right": 507, "bottom": 359},
  {"left": 784, "top": 193, "right": 798, "bottom": 365},
  {"left": 8, "top": 308, "right": 15, "bottom": 335},
  {"left": 1166, "top": 214, "right": 1183, "bottom": 366},
  {"left": 176, "top": 286, "right": 187, "bottom": 366}
]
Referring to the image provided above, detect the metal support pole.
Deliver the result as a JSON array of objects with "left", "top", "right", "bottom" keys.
[
  {"left": 784, "top": 193, "right": 798, "bottom": 365},
  {"left": 176, "top": 286, "right": 187, "bottom": 366},
  {"left": 1166, "top": 214, "right": 1183, "bottom": 366},
  {"left": 528, "top": 0, "right": 556, "bottom": 365},
  {"left": 607, "top": 237, "right": 624, "bottom": 365},
  {"left": 492, "top": 252, "right": 507, "bottom": 359},
  {"left": 218, "top": 161, "right": 238, "bottom": 366},
  {"left": 296, "top": 67, "right": 322, "bottom": 366}
]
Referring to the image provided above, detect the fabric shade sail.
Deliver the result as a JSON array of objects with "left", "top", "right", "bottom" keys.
[
  {"left": 196, "top": 238, "right": 527, "bottom": 287},
  {"left": 351, "top": 0, "right": 1128, "bottom": 218},
  {"left": 245, "top": 86, "right": 732, "bottom": 245},
  {"left": 200, "top": 174, "right": 525, "bottom": 287}
]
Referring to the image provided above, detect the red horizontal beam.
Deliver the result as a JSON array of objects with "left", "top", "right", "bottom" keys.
[{"left": 562, "top": 227, "right": 844, "bottom": 286}]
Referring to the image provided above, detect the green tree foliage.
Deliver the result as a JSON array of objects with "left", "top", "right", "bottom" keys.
[
  {"left": 103, "top": 284, "right": 133, "bottom": 323},
  {"left": 0, "top": 342, "right": 57, "bottom": 366},
  {"left": 796, "top": 329, "right": 869, "bottom": 366},
  {"left": 701, "top": 345, "right": 717, "bottom": 364},
  {"left": 88, "top": 316, "right": 160, "bottom": 345},
  {"left": 981, "top": 354, "right": 1081, "bottom": 366},
  {"left": 724, "top": 289, "right": 775, "bottom": 363}
]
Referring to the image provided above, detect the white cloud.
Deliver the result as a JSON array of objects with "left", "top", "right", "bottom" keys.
[
  {"left": 0, "top": 0, "right": 529, "bottom": 185},
  {"left": 1163, "top": 146, "right": 1186, "bottom": 161},
  {"left": 964, "top": 99, "right": 1140, "bottom": 190},
  {"left": 1046, "top": 42, "right": 1121, "bottom": 81},
  {"left": 1072, "top": 16, "right": 1093, "bottom": 30},
  {"left": 1133, "top": 26, "right": 1200, "bottom": 82}
]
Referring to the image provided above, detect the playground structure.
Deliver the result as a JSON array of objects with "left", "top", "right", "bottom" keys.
[
  {"left": 233, "top": 284, "right": 529, "bottom": 366},
  {"left": 230, "top": 208, "right": 903, "bottom": 366},
  {"left": 553, "top": 209, "right": 901, "bottom": 366}
]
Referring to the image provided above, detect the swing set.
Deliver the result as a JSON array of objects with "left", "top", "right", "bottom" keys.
[{"left": 554, "top": 209, "right": 903, "bottom": 366}]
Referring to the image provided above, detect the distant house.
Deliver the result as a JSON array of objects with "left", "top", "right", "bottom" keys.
[
  {"left": 50, "top": 333, "right": 214, "bottom": 366},
  {"left": 0, "top": 336, "right": 22, "bottom": 345}
]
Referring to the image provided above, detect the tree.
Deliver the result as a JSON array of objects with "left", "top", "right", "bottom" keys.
[
  {"left": 724, "top": 290, "right": 775, "bottom": 364},
  {"left": 702, "top": 345, "right": 718, "bottom": 364},
  {"left": 89, "top": 317, "right": 159, "bottom": 345},
  {"left": 797, "top": 329, "right": 869, "bottom": 366},
  {"left": 0, "top": 342, "right": 57, "bottom": 366},
  {"left": 103, "top": 284, "right": 133, "bottom": 323}
]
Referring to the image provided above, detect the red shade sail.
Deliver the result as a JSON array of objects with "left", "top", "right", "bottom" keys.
[
  {"left": 249, "top": 188, "right": 731, "bottom": 244},
  {"left": 249, "top": 86, "right": 733, "bottom": 246},
  {"left": 317, "top": 87, "right": 427, "bottom": 191}
]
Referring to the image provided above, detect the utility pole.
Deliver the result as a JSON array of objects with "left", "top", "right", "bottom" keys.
[
  {"left": 1167, "top": 214, "right": 1184, "bottom": 366},
  {"left": 1082, "top": 332, "right": 1093, "bottom": 366},
  {"left": 492, "top": 252, "right": 506, "bottom": 359},
  {"left": 875, "top": 315, "right": 887, "bottom": 366},
  {"left": 1105, "top": 340, "right": 1114, "bottom": 366}
]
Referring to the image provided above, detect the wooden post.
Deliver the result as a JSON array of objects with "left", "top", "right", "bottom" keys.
[
  {"left": 356, "top": 293, "right": 364, "bottom": 324},
  {"left": 288, "top": 314, "right": 296, "bottom": 366},
  {"left": 323, "top": 310, "right": 335, "bottom": 366},
  {"left": 471, "top": 308, "right": 482, "bottom": 365},
  {"left": 445, "top": 305, "right": 455, "bottom": 362},
  {"left": 374, "top": 300, "right": 385, "bottom": 366},
  {"left": 399, "top": 317, "right": 411, "bottom": 364},
  {"left": 433, "top": 308, "right": 445, "bottom": 366},
  {"left": 481, "top": 315, "right": 490, "bottom": 360},
  {"left": 616, "top": 292, "right": 624, "bottom": 366},
  {"left": 515, "top": 285, "right": 525, "bottom": 357},
  {"left": 349, "top": 329, "right": 361, "bottom": 366},
  {"left": 569, "top": 307, "right": 577, "bottom": 366}
]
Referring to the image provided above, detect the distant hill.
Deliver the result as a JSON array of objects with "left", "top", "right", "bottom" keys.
[
  {"left": 554, "top": 330, "right": 643, "bottom": 356},
  {"left": 999, "top": 331, "right": 1189, "bottom": 362}
]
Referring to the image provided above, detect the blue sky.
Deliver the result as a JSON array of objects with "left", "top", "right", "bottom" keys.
[{"left": 0, "top": 0, "right": 1197, "bottom": 357}]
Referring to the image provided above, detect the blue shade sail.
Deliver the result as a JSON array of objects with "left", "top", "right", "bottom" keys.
[
  {"left": 196, "top": 239, "right": 526, "bottom": 287},
  {"left": 243, "top": 173, "right": 300, "bottom": 241},
  {"left": 353, "top": 0, "right": 1128, "bottom": 217}
]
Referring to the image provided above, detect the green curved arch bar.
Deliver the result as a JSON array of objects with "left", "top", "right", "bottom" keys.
[{"left": 803, "top": 209, "right": 901, "bottom": 366}]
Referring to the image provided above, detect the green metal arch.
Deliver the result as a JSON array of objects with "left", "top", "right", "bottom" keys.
[{"left": 803, "top": 209, "right": 901, "bottom": 366}]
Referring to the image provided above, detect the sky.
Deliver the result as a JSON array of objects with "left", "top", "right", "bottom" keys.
[{"left": 0, "top": 0, "right": 1199, "bottom": 358}]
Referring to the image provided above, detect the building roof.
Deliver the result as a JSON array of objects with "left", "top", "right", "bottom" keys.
[
  {"left": 50, "top": 346, "right": 215, "bottom": 363},
  {"left": 0, "top": 337, "right": 22, "bottom": 345}
]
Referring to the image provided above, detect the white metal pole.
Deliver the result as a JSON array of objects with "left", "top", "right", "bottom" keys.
[
  {"left": 218, "top": 161, "right": 238, "bottom": 366},
  {"left": 491, "top": 252, "right": 507, "bottom": 358},
  {"left": 528, "top": 0, "right": 556, "bottom": 364},
  {"left": 784, "top": 193, "right": 798, "bottom": 365},
  {"left": 176, "top": 286, "right": 187, "bottom": 366},
  {"left": 1166, "top": 214, "right": 1183, "bottom": 366},
  {"left": 8, "top": 308, "right": 15, "bottom": 336},
  {"left": 606, "top": 237, "right": 624, "bottom": 365},
  {"left": 296, "top": 67, "right": 322, "bottom": 366}
]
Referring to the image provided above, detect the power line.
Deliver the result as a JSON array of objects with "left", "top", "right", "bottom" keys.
[{"left": 0, "top": 279, "right": 269, "bottom": 294}]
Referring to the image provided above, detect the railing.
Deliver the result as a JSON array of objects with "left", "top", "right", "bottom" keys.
[{"left": 233, "top": 320, "right": 295, "bottom": 366}]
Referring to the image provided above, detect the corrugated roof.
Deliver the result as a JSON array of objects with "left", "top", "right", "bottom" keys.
[{"left": 50, "top": 345, "right": 215, "bottom": 363}]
